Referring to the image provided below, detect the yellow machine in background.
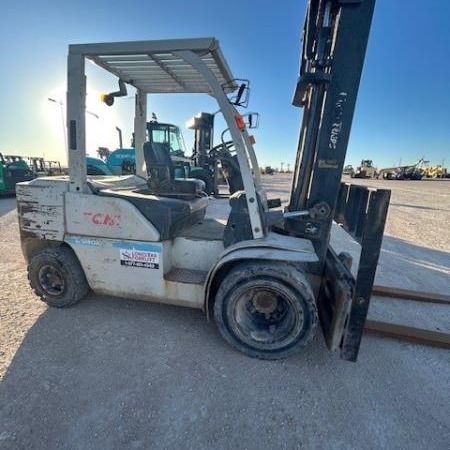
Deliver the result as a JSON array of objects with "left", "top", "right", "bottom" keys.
[
  {"left": 424, "top": 165, "right": 447, "bottom": 178},
  {"left": 351, "top": 160, "right": 377, "bottom": 178}
]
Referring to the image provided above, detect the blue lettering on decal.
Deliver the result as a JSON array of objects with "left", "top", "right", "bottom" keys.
[{"left": 112, "top": 241, "right": 161, "bottom": 253}]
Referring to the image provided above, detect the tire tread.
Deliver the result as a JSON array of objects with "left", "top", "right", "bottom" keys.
[{"left": 28, "top": 246, "right": 89, "bottom": 308}]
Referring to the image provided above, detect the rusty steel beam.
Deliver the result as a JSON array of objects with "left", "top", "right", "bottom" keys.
[
  {"left": 365, "top": 320, "right": 450, "bottom": 349},
  {"left": 372, "top": 285, "right": 450, "bottom": 305}
]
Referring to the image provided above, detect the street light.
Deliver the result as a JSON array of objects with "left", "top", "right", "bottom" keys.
[
  {"left": 115, "top": 126, "right": 123, "bottom": 149},
  {"left": 47, "top": 97, "right": 67, "bottom": 151},
  {"left": 86, "top": 110, "right": 99, "bottom": 119},
  {"left": 48, "top": 98, "right": 100, "bottom": 150}
]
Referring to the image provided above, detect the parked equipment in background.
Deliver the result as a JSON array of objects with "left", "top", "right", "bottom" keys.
[
  {"left": 351, "top": 159, "right": 376, "bottom": 178},
  {"left": 86, "top": 156, "right": 116, "bottom": 176},
  {"left": 46, "top": 160, "right": 65, "bottom": 176},
  {"left": 17, "top": 0, "right": 389, "bottom": 362},
  {"left": 105, "top": 111, "right": 249, "bottom": 196},
  {"left": 343, "top": 165, "right": 354, "bottom": 176},
  {"left": 146, "top": 118, "right": 193, "bottom": 179},
  {"left": 0, "top": 153, "right": 34, "bottom": 195},
  {"left": 106, "top": 120, "right": 196, "bottom": 178},
  {"left": 378, "top": 158, "right": 426, "bottom": 180},
  {"left": 186, "top": 112, "right": 217, "bottom": 194},
  {"left": 27, "top": 157, "right": 47, "bottom": 177},
  {"left": 26, "top": 157, "right": 65, "bottom": 177},
  {"left": 262, "top": 166, "right": 275, "bottom": 175},
  {"left": 423, "top": 164, "right": 448, "bottom": 178},
  {"left": 106, "top": 148, "right": 136, "bottom": 175},
  {"left": 186, "top": 110, "right": 254, "bottom": 195}
]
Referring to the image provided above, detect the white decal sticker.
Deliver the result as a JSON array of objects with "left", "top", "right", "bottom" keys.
[{"left": 119, "top": 248, "right": 160, "bottom": 269}]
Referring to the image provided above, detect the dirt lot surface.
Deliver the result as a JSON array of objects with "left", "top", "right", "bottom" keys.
[{"left": 1, "top": 175, "right": 449, "bottom": 450}]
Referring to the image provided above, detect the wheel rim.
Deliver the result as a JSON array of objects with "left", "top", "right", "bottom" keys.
[
  {"left": 38, "top": 264, "right": 66, "bottom": 297},
  {"left": 229, "top": 286, "right": 304, "bottom": 351}
]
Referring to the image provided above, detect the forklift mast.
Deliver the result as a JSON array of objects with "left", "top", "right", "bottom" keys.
[
  {"left": 287, "top": 0, "right": 391, "bottom": 361},
  {"left": 187, "top": 112, "right": 215, "bottom": 168},
  {"left": 288, "top": 0, "right": 376, "bottom": 262}
]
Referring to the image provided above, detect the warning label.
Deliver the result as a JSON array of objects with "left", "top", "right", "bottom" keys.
[{"left": 119, "top": 248, "right": 160, "bottom": 269}]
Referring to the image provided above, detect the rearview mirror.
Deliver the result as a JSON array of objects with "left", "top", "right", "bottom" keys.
[
  {"left": 244, "top": 112, "right": 260, "bottom": 129},
  {"left": 222, "top": 78, "right": 250, "bottom": 108}
]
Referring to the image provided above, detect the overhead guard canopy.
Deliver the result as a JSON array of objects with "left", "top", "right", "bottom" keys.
[{"left": 69, "top": 37, "right": 236, "bottom": 94}]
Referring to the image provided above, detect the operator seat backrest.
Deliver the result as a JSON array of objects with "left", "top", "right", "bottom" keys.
[
  {"left": 143, "top": 141, "right": 174, "bottom": 178},
  {"left": 142, "top": 141, "right": 205, "bottom": 196}
]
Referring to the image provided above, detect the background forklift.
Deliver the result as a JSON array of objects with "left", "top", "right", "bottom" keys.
[
  {"left": 105, "top": 110, "right": 247, "bottom": 196},
  {"left": 105, "top": 120, "right": 189, "bottom": 176},
  {"left": 0, "top": 153, "right": 34, "bottom": 195},
  {"left": 186, "top": 108, "right": 254, "bottom": 196},
  {"left": 17, "top": 0, "right": 389, "bottom": 361},
  {"left": 27, "top": 157, "right": 48, "bottom": 177}
]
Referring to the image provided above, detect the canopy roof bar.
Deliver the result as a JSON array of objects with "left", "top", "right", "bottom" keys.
[
  {"left": 69, "top": 37, "right": 236, "bottom": 94},
  {"left": 149, "top": 54, "right": 187, "bottom": 90}
]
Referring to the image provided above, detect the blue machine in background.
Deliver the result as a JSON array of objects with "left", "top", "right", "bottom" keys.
[
  {"left": 104, "top": 120, "right": 207, "bottom": 182},
  {"left": 86, "top": 156, "right": 115, "bottom": 176},
  {"left": 106, "top": 148, "right": 136, "bottom": 175},
  {"left": 87, "top": 116, "right": 237, "bottom": 195}
]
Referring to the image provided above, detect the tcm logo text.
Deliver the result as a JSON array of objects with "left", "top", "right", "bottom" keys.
[{"left": 83, "top": 212, "right": 121, "bottom": 226}]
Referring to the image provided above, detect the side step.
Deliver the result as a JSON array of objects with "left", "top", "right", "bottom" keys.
[{"left": 164, "top": 268, "right": 208, "bottom": 285}]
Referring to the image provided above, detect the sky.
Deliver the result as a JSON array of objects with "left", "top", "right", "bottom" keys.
[{"left": 1, "top": 0, "right": 450, "bottom": 170}]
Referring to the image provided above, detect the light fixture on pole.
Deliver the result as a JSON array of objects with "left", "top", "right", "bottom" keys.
[
  {"left": 86, "top": 110, "right": 100, "bottom": 119},
  {"left": 47, "top": 98, "right": 67, "bottom": 151},
  {"left": 48, "top": 98, "right": 100, "bottom": 150}
]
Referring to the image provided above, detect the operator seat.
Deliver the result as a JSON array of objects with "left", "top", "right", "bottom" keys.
[
  {"left": 94, "top": 141, "right": 209, "bottom": 240},
  {"left": 143, "top": 142, "right": 205, "bottom": 196}
]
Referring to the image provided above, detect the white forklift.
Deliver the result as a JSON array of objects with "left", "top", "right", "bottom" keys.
[{"left": 17, "top": 0, "right": 389, "bottom": 361}]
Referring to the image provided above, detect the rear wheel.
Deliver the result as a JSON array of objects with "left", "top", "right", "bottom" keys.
[
  {"left": 28, "top": 246, "right": 89, "bottom": 308},
  {"left": 214, "top": 262, "right": 317, "bottom": 359},
  {"left": 191, "top": 169, "right": 214, "bottom": 195}
]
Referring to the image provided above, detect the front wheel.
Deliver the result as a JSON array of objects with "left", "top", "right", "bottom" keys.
[
  {"left": 214, "top": 262, "right": 318, "bottom": 359},
  {"left": 28, "top": 246, "right": 89, "bottom": 308},
  {"left": 191, "top": 169, "right": 214, "bottom": 195}
]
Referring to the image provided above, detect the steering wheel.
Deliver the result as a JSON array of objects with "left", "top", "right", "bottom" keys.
[{"left": 209, "top": 140, "right": 235, "bottom": 156}]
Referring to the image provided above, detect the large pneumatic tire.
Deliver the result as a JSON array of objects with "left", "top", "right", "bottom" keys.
[
  {"left": 28, "top": 246, "right": 89, "bottom": 308},
  {"left": 213, "top": 262, "right": 318, "bottom": 360},
  {"left": 191, "top": 169, "right": 214, "bottom": 195}
]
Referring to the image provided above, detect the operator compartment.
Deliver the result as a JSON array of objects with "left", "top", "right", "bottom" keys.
[
  {"left": 80, "top": 174, "right": 207, "bottom": 240},
  {"left": 95, "top": 186, "right": 208, "bottom": 241}
]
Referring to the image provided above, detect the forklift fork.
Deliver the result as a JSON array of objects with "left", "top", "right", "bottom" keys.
[{"left": 319, "top": 183, "right": 390, "bottom": 361}]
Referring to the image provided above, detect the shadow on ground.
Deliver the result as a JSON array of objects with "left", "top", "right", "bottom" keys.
[
  {"left": 389, "top": 203, "right": 447, "bottom": 212},
  {"left": 0, "top": 197, "right": 16, "bottom": 219},
  {"left": 331, "top": 227, "right": 450, "bottom": 328},
  {"left": 1, "top": 235, "right": 450, "bottom": 450},
  {"left": 331, "top": 227, "right": 450, "bottom": 291}
]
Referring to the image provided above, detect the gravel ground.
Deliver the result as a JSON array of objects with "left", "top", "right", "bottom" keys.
[{"left": 0, "top": 175, "right": 449, "bottom": 450}]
